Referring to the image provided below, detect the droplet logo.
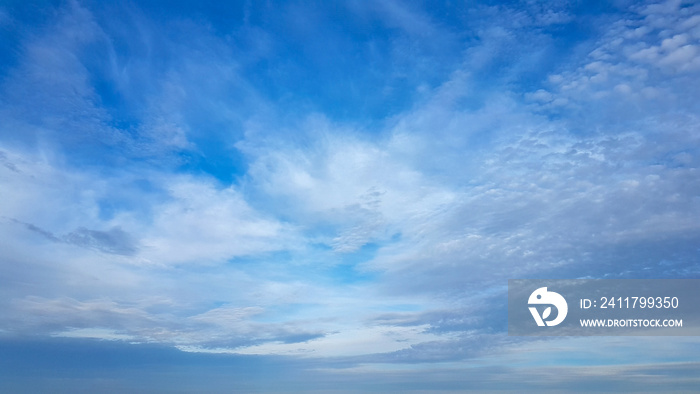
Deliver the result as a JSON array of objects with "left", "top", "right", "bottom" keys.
[{"left": 528, "top": 287, "right": 568, "bottom": 327}]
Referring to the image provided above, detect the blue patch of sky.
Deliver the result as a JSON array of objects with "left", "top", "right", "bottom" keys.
[
  {"left": 226, "top": 250, "right": 294, "bottom": 270},
  {"left": 0, "top": 1, "right": 64, "bottom": 77},
  {"left": 328, "top": 242, "right": 381, "bottom": 284},
  {"left": 226, "top": 2, "right": 463, "bottom": 123},
  {"left": 231, "top": 241, "right": 385, "bottom": 285},
  {"left": 175, "top": 144, "right": 248, "bottom": 185},
  {"left": 227, "top": 243, "right": 381, "bottom": 285},
  {"left": 96, "top": 177, "right": 165, "bottom": 221}
]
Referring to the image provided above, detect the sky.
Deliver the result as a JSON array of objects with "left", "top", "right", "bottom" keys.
[{"left": 1, "top": 0, "right": 700, "bottom": 392}]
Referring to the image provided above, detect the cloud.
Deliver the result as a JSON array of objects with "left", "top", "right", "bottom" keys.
[
  {"left": 5, "top": 218, "right": 137, "bottom": 256},
  {"left": 0, "top": 1, "right": 117, "bottom": 150},
  {"left": 53, "top": 327, "right": 136, "bottom": 341},
  {"left": 0, "top": 147, "right": 301, "bottom": 347},
  {"left": 63, "top": 227, "right": 138, "bottom": 256},
  {"left": 240, "top": 114, "right": 457, "bottom": 254},
  {"left": 528, "top": 0, "right": 700, "bottom": 126},
  {"left": 138, "top": 175, "right": 293, "bottom": 265},
  {"left": 0, "top": 150, "right": 19, "bottom": 172},
  {"left": 222, "top": 324, "right": 453, "bottom": 358}
]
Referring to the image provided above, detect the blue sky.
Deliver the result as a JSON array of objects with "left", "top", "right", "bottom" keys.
[{"left": 1, "top": 0, "right": 700, "bottom": 392}]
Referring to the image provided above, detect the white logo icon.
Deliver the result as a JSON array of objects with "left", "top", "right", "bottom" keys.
[{"left": 528, "top": 287, "right": 568, "bottom": 327}]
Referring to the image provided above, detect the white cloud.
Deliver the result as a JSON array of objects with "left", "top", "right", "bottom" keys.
[
  {"left": 530, "top": 0, "right": 700, "bottom": 117},
  {"left": 0, "top": 145, "right": 294, "bottom": 266},
  {"left": 0, "top": 147, "right": 302, "bottom": 347},
  {"left": 140, "top": 176, "right": 292, "bottom": 265},
  {"left": 0, "top": 148, "right": 105, "bottom": 234},
  {"left": 53, "top": 327, "right": 136, "bottom": 341},
  {"left": 230, "top": 324, "right": 451, "bottom": 358},
  {"left": 241, "top": 115, "right": 456, "bottom": 253}
]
